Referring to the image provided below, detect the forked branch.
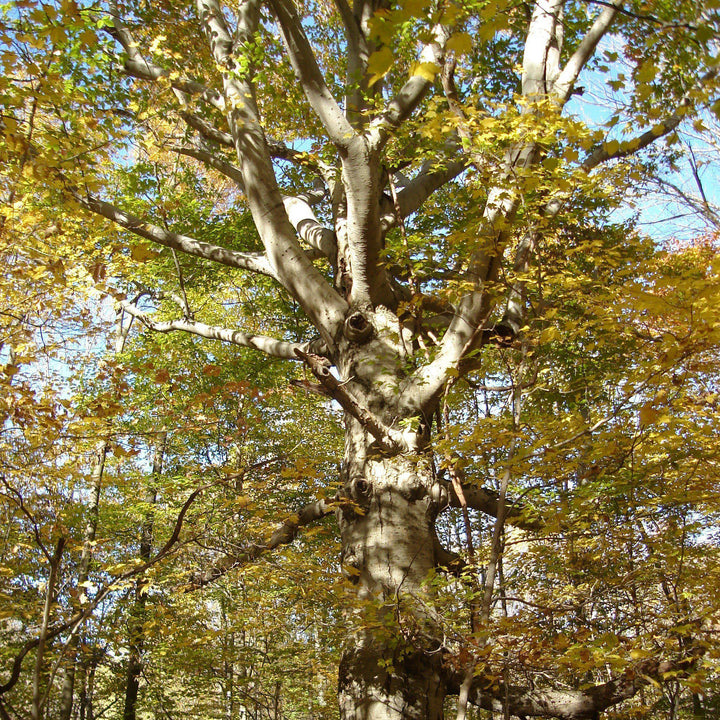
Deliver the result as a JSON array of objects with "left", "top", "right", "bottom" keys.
[{"left": 268, "top": 0, "right": 354, "bottom": 149}]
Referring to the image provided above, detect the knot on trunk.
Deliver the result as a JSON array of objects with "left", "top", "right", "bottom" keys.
[
  {"left": 347, "top": 475, "right": 373, "bottom": 503},
  {"left": 344, "top": 310, "right": 373, "bottom": 344},
  {"left": 429, "top": 481, "right": 449, "bottom": 513}
]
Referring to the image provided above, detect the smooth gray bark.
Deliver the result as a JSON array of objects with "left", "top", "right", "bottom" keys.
[{"left": 329, "top": 309, "right": 448, "bottom": 720}]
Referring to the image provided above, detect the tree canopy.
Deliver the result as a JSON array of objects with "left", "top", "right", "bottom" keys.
[{"left": 1, "top": 1, "right": 720, "bottom": 719}]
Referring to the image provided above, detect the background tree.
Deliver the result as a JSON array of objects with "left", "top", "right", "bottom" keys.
[{"left": 1, "top": 1, "right": 720, "bottom": 719}]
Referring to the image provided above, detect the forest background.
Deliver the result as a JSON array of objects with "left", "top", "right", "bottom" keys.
[{"left": 1, "top": 1, "right": 720, "bottom": 719}]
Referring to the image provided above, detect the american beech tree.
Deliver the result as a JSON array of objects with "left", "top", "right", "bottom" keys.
[{"left": 2, "top": 0, "right": 720, "bottom": 718}]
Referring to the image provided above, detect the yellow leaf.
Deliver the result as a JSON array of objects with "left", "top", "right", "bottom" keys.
[
  {"left": 639, "top": 404, "right": 659, "bottom": 427},
  {"left": 636, "top": 61, "right": 657, "bottom": 84},
  {"left": 401, "top": 0, "right": 429, "bottom": 15},
  {"left": 446, "top": 32, "right": 473, "bottom": 55},
  {"left": 49, "top": 25, "right": 66, "bottom": 44},
  {"left": 366, "top": 47, "right": 394, "bottom": 86},
  {"left": 410, "top": 62, "right": 440, "bottom": 82},
  {"left": 130, "top": 244, "right": 160, "bottom": 262},
  {"left": 79, "top": 29, "right": 97, "bottom": 46},
  {"left": 2, "top": 364, "right": 19, "bottom": 377},
  {"left": 540, "top": 326, "right": 560, "bottom": 343}
]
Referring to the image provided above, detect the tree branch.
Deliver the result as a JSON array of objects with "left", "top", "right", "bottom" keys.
[
  {"left": 173, "top": 146, "right": 336, "bottom": 259},
  {"left": 267, "top": 0, "right": 355, "bottom": 149},
  {"left": 78, "top": 194, "right": 277, "bottom": 278},
  {"left": 380, "top": 155, "right": 467, "bottom": 232},
  {"left": 174, "top": 146, "right": 244, "bottom": 185},
  {"left": 585, "top": 0, "right": 706, "bottom": 30},
  {"left": 553, "top": 0, "right": 622, "bottom": 103},
  {"left": 193, "top": 0, "right": 349, "bottom": 348},
  {"left": 282, "top": 195, "right": 337, "bottom": 259},
  {"left": 447, "top": 481, "right": 540, "bottom": 531},
  {"left": 369, "top": 24, "right": 449, "bottom": 149},
  {"left": 522, "top": 0, "right": 564, "bottom": 97},
  {"left": 0, "top": 483, "right": 206, "bottom": 696},
  {"left": 450, "top": 653, "right": 702, "bottom": 720},
  {"left": 179, "top": 111, "right": 234, "bottom": 147},
  {"left": 186, "top": 497, "right": 333, "bottom": 589},
  {"left": 294, "top": 350, "right": 422, "bottom": 454},
  {"left": 106, "top": 3, "right": 225, "bottom": 111},
  {"left": 266, "top": 137, "right": 330, "bottom": 178},
  {"left": 120, "top": 302, "right": 326, "bottom": 361},
  {"left": 581, "top": 67, "right": 719, "bottom": 172}
]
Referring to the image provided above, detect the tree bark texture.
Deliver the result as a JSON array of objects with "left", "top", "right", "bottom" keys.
[{"left": 333, "top": 311, "right": 449, "bottom": 720}]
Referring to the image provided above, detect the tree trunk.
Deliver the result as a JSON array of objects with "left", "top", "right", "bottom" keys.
[
  {"left": 31, "top": 537, "right": 66, "bottom": 720},
  {"left": 334, "top": 310, "right": 449, "bottom": 720},
  {"left": 123, "top": 432, "right": 166, "bottom": 720},
  {"left": 59, "top": 439, "right": 107, "bottom": 720},
  {"left": 337, "top": 444, "right": 448, "bottom": 720}
]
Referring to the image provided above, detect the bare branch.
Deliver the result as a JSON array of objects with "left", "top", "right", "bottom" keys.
[
  {"left": 453, "top": 653, "right": 703, "bottom": 720},
  {"left": 192, "top": 0, "right": 349, "bottom": 347},
  {"left": 581, "top": 67, "right": 719, "bottom": 172},
  {"left": 268, "top": 0, "right": 355, "bottom": 149},
  {"left": 120, "top": 302, "right": 326, "bottom": 361},
  {"left": 179, "top": 111, "right": 234, "bottom": 147},
  {"left": 381, "top": 156, "right": 467, "bottom": 232},
  {"left": 195, "top": 0, "right": 235, "bottom": 67},
  {"left": 585, "top": 0, "right": 706, "bottom": 30},
  {"left": 174, "top": 146, "right": 244, "bottom": 185},
  {"left": 187, "top": 498, "right": 334, "bottom": 589},
  {"left": 654, "top": 175, "right": 720, "bottom": 230},
  {"left": 294, "top": 349, "right": 411, "bottom": 454},
  {"left": 335, "top": 0, "right": 369, "bottom": 129},
  {"left": 266, "top": 137, "right": 331, "bottom": 178},
  {"left": 447, "top": 482, "right": 540, "bottom": 531},
  {"left": 553, "top": 0, "right": 622, "bottom": 103},
  {"left": 522, "top": 0, "right": 564, "bottom": 97},
  {"left": 174, "top": 147, "right": 336, "bottom": 260},
  {"left": 78, "top": 194, "right": 277, "bottom": 278},
  {"left": 282, "top": 196, "right": 337, "bottom": 259}
]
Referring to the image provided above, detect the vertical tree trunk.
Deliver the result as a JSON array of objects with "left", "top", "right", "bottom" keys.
[
  {"left": 273, "top": 680, "right": 281, "bottom": 720},
  {"left": 327, "top": 309, "right": 450, "bottom": 720},
  {"left": 31, "top": 537, "right": 66, "bottom": 720},
  {"left": 123, "top": 432, "right": 166, "bottom": 720},
  {"left": 81, "top": 656, "right": 98, "bottom": 720},
  {"left": 221, "top": 595, "right": 235, "bottom": 720},
  {"left": 337, "top": 432, "right": 448, "bottom": 720},
  {"left": 59, "top": 439, "right": 107, "bottom": 720}
]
